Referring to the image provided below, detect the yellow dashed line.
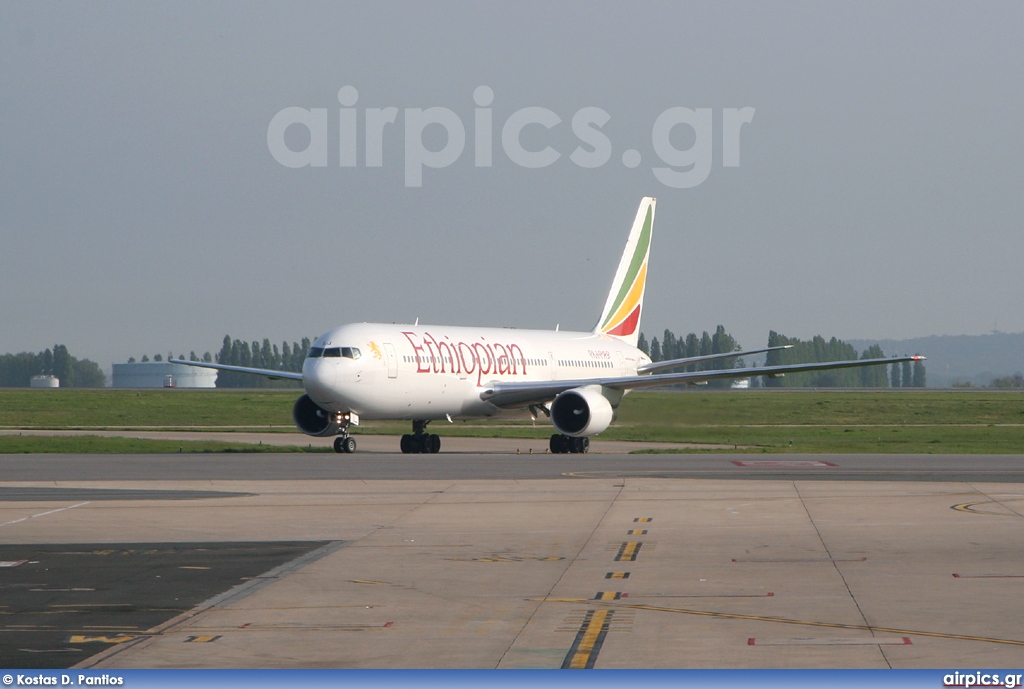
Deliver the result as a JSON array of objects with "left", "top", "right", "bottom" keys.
[
  {"left": 533, "top": 598, "right": 1024, "bottom": 647},
  {"left": 67, "top": 634, "right": 137, "bottom": 644},
  {"left": 566, "top": 609, "right": 610, "bottom": 669}
]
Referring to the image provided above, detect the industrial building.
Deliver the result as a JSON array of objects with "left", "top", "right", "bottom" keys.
[{"left": 111, "top": 362, "right": 217, "bottom": 388}]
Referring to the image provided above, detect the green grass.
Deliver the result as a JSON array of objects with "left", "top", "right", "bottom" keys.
[
  {"left": 0, "top": 435, "right": 329, "bottom": 454},
  {"left": 0, "top": 389, "right": 297, "bottom": 428},
  {"left": 614, "top": 390, "right": 1024, "bottom": 428},
  {"left": 630, "top": 424, "right": 1024, "bottom": 454},
  {"left": 1, "top": 388, "right": 1022, "bottom": 454}
]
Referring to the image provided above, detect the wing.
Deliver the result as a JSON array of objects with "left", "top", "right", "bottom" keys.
[
  {"left": 480, "top": 355, "right": 925, "bottom": 408},
  {"left": 168, "top": 359, "right": 304, "bottom": 381}
]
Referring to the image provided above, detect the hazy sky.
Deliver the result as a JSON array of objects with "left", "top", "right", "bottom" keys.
[{"left": 3, "top": 2, "right": 1023, "bottom": 368}]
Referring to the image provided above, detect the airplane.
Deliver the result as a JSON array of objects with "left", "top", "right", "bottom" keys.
[{"left": 172, "top": 197, "right": 923, "bottom": 454}]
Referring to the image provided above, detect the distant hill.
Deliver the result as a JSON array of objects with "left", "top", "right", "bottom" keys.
[{"left": 846, "top": 332, "right": 1024, "bottom": 388}]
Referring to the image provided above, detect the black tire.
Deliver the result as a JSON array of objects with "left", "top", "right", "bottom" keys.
[
  {"left": 429, "top": 434, "right": 441, "bottom": 454},
  {"left": 550, "top": 434, "right": 566, "bottom": 454},
  {"left": 400, "top": 434, "right": 413, "bottom": 454},
  {"left": 342, "top": 436, "right": 357, "bottom": 454},
  {"left": 573, "top": 437, "right": 589, "bottom": 454},
  {"left": 333, "top": 437, "right": 345, "bottom": 453}
]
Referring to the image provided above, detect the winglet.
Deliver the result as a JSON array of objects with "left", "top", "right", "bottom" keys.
[{"left": 593, "top": 197, "right": 655, "bottom": 347}]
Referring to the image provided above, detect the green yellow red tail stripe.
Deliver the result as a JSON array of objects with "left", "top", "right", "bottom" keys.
[{"left": 594, "top": 198, "right": 655, "bottom": 347}]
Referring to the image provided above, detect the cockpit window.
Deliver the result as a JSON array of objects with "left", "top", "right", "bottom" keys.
[
  {"left": 307, "top": 347, "right": 325, "bottom": 358},
  {"left": 318, "top": 347, "right": 361, "bottom": 359}
]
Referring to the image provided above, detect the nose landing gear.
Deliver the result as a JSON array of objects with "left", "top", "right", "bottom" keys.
[
  {"left": 333, "top": 435, "right": 357, "bottom": 453},
  {"left": 332, "top": 412, "right": 357, "bottom": 453},
  {"left": 401, "top": 420, "right": 441, "bottom": 454}
]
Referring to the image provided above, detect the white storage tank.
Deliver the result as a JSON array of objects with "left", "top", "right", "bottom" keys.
[
  {"left": 111, "top": 362, "right": 217, "bottom": 388},
  {"left": 30, "top": 375, "right": 60, "bottom": 388}
]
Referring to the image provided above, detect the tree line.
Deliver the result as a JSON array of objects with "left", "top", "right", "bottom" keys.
[
  {"left": 764, "top": 330, "right": 924, "bottom": 388},
  {"left": 0, "top": 345, "right": 105, "bottom": 387},
  {"left": 954, "top": 373, "right": 1023, "bottom": 389},
  {"left": 637, "top": 327, "right": 926, "bottom": 388},
  {"left": 213, "top": 335, "right": 310, "bottom": 388},
  {"left": 637, "top": 325, "right": 742, "bottom": 388}
]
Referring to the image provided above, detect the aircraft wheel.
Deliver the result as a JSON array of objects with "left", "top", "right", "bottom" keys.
[
  {"left": 550, "top": 434, "right": 566, "bottom": 454},
  {"left": 333, "top": 437, "right": 345, "bottom": 453},
  {"left": 429, "top": 434, "right": 441, "bottom": 454},
  {"left": 342, "top": 436, "right": 357, "bottom": 454},
  {"left": 400, "top": 434, "right": 413, "bottom": 454},
  {"left": 574, "top": 437, "right": 589, "bottom": 454}
]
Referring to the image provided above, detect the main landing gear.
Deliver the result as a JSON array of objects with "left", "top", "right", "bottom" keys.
[
  {"left": 400, "top": 419, "right": 440, "bottom": 454},
  {"left": 550, "top": 433, "right": 589, "bottom": 454}
]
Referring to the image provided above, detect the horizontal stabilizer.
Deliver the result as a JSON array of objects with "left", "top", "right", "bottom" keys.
[{"left": 638, "top": 345, "right": 793, "bottom": 375}]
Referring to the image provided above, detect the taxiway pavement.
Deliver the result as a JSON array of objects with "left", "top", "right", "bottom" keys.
[{"left": 1, "top": 449, "right": 1023, "bottom": 669}]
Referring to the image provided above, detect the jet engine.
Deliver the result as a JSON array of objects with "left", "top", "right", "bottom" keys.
[
  {"left": 550, "top": 386, "right": 616, "bottom": 437},
  {"left": 292, "top": 394, "right": 341, "bottom": 437}
]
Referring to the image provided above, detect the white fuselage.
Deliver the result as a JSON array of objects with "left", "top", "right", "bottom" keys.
[{"left": 301, "top": 322, "right": 650, "bottom": 420}]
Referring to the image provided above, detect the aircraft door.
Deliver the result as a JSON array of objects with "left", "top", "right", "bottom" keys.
[
  {"left": 548, "top": 351, "right": 556, "bottom": 380},
  {"left": 615, "top": 351, "right": 626, "bottom": 375},
  {"left": 383, "top": 343, "right": 398, "bottom": 379}
]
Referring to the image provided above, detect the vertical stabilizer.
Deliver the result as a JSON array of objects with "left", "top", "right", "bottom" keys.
[{"left": 593, "top": 197, "right": 655, "bottom": 347}]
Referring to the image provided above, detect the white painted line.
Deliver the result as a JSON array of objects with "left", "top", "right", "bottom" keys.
[
  {"left": 748, "top": 637, "right": 912, "bottom": 646},
  {"left": 731, "top": 460, "right": 838, "bottom": 468},
  {"left": 0, "top": 502, "right": 90, "bottom": 528}
]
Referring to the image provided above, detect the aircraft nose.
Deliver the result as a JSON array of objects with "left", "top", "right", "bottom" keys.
[{"left": 303, "top": 358, "right": 338, "bottom": 405}]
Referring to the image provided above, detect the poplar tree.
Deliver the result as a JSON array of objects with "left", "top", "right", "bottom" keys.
[
  {"left": 912, "top": 359, "right": 926, "bottom": 387},
  {"left": 662, "top": 330, "right": 677, "bottom": 362},
  {"left": 684, "top": 333, "right": 699, "bottom": 369},
  {"left": 860, "top": 345, "right": 888, "bottom": 387},
  {"left": 649, "top": 337, "right": 662, "bottom": 362},
  {"left": 52, "top": 344, "right": 74, "bottom": 386},
  {"left": 637, "top": 332, "right": 649, "bottom": 355}
]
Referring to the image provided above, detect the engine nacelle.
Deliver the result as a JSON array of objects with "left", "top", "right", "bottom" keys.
[
  {"left": 292, "top": 394, "right": 341, "bottom": 437},
  {"left": 550, "top": 385, "right": 616, "bottom": 437}
]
